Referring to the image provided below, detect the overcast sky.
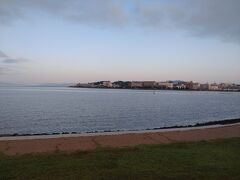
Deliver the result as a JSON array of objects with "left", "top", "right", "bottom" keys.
[{"left": 0, "top": 0, "right": 240, "bottom": 84}]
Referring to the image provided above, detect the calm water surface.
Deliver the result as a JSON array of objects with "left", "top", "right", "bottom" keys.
[{"left": 0, "top": 87, "right": 240, "bottom": 135}]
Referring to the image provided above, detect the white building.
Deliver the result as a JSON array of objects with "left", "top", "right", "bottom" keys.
[
  {"left": 209, "top": 84, "right": 219, "bottom": 91},
  {"left": 157, "top": 82, "right": 173, "bottom": 89}
]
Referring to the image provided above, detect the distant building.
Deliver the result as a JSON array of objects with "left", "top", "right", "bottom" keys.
[
  {"left": 209, "top": 83, "right": 219, "bottom": 91},
  {"left": 92, "top": 81, "right": 112, "bottom": 88},
  {"left": 157, "top": 82, "right": 173, "bottom": 89},
  {"left": 175, "top": 84, "right": 186, "bottom": 90},
  {"left": 112, "top": 81, "right": 130, "bottom": 88},
  {"left": 218, "top": 83, "right": 234, "bottom": 91},
  {"left": 102, "top": 81, "right": 112, "bottom": 88},
  {"left": 129, "top": 81, "right": 156, "bottom": 88},
  {"left": 173, "top": 82, "right": 187, "bottom": 90},
  {"left": 143, "top": 81, "right": 156, "bottom": 88},
  {"left": 227, "top": 84, "right": 239, "bottom": 91},
  {"left": 237, "top": 85, "right": 240, "bottom": 90},
  {"left": 186, "top": 81, "right": 200, "bottom": 90},
  {"left": 192, "top": 83, "right": 200, "bottom": 90},
  {"left": 185, "top": 81, "right": 192, "bottom": 90},
  {"left": 130, "top": 81, "right": 144, "bottom": 88},
  {"left": 112, "top": 81, "right": 121, "bottom": 88},
  {"left": 200, "top": 83, "right": 210, "bottom": 91}
]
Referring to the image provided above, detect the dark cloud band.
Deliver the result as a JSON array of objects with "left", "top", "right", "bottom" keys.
[
  {"left": 0, "top": 50, "right": 29, "bottom": 64},
  {"left": 0, "top": 0, "right": 240, "bottom": 42},
  {"left": 2, "top": 58, "right": 28, "bottom": 64},
  {"left": 3, "top": 58, "right": 20, "bottom": 63}
]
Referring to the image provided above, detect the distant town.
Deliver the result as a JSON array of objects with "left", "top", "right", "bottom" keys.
[{"left": 71, "top": 80, "right": 240, "bottom": 92}]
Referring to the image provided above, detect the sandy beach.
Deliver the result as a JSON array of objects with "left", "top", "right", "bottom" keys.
[{"left": 0, "top": 123, "right": 240, "bottom": 155}]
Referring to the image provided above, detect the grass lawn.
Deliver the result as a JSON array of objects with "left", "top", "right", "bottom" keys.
[{"left": 0, "top": 138, "right": 240, "bottom": 180}]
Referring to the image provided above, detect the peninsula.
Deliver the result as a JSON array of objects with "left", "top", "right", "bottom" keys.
[{"left": 71, "top": 80, "right": 240, "bottom": 91}]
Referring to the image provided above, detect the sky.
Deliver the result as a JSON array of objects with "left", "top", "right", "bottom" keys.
[{"left": 0, "top": 0, "right": 240, "bottom": 84}]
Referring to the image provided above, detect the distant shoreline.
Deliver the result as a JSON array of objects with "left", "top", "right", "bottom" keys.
[
  {"left": 1, "top": 118, "right": 240, "bottom": 138},
  {"left": 70, "top": 86, "right": 240, "bottom": 92},
  {"left": 70, "top": 80, "right": 240, "bottom": 92}
]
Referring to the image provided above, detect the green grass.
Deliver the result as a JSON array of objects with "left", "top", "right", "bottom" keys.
[{"left": 0, "top": 138, "right": 240, "bottom": 180}]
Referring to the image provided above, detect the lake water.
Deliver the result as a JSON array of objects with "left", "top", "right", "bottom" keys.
[{"left": 0, "top": 87, "right": 240, "bottom": 135}]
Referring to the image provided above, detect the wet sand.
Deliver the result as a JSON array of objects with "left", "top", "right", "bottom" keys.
[{"left": 0, "top": 123, "right": 240, "bottom": 155}]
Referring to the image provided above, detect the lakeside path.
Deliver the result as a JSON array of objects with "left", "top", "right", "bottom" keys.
[{"left": 1, "top": 123, "right": 240, "bottom": 155}]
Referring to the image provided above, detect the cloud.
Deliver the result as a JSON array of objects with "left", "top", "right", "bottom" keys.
[
  {"left": 0, "top": 50, "right": 29, "bottom": 64},
  {"left": 0, "top": 67, "right": 5, "bottom": 74},
  {"left": 0, "top": 66, "right": 10, "bottom": 75},
  {"left": 0, "top": 0, "right": 240, "bottom": 42},
  {"left": 0, "top": 51, "right": 29, "bottom": 75},
  {"left": 2, "top": 58, "right": 28, "bottom": 64},
  {"left": 0, "top": 0, "right": 127, "bottom": 26},
  {"left": 0, "top": 50, "right": 8, "bottom": 58},
  {"left": 173, "top": 0, "right": 240, "bottom": 42}
]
